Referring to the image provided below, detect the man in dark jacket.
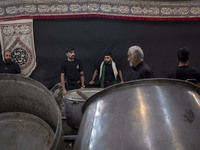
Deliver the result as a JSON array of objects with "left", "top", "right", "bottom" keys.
[
  {"left": 168, "top": 47, "right": 200, "bottom": 84},
  {"left": 0, "top": 50, "right": 21, "bottom": 74},
  {"left": 127, "top": 45, "right": 154, "bottom": 80}
]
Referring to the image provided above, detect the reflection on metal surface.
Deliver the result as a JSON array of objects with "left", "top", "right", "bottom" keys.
[
  {"left": 137, "top": 88, "right": 153, "bottom": 150},
  {"left": 74, "top": 79, "right": 200, "bottom": 150},
  {"left": 89, "top": 100, "right": 104, "bottom": 150},
  {"left": 189, "top": 91, "right": 200, "bottom": 107},
  {"left": 156, "top": 86, "right": 183, "bottom": 150}
]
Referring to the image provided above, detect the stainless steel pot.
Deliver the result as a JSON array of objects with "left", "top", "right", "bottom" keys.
[
  {"left": 50, "top": 82, "right": 66, "bottom": 119},
  {"left": 0, "top": 112, "right": 54, "bottom": 150},
  {"left": 0, "top": 74, "right": 63, "bottom": 150},
  {"left": 63, "top": 88, "right": 102, "bottom": 129},
  {"left": 74, "top": 79, "right": 200, "bottom": 150}
]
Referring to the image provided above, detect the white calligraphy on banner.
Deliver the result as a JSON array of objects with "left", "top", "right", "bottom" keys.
[{"left": 0, "top": 19, "right": 36, "bottom": 77}]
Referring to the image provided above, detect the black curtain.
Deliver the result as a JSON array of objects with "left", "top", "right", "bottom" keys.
[{"left": 30, "top": 18, "right": 200, "bottom": 89}]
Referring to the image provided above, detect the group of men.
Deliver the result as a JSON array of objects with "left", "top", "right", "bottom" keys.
[
  {"left": 0, "top": 46, "right": 200, "bottom": 95},
  {"left": 60, "top": 45, "right": 200, "bottom": 95}
]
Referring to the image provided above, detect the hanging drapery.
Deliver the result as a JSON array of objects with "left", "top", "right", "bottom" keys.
[
  {"left": 0, "top": 19, "right": 36, "bottom": 76},
  {"left": 0, "top": 0, "right": 200, "bottom": 21}
]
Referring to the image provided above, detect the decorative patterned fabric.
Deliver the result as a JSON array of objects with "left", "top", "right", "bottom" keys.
[
  {"left": 0, "top": 19, "right": 36, "bottom": 77},
  {"left": 0, "top": 0, "right": 200, "bottom": 21}
]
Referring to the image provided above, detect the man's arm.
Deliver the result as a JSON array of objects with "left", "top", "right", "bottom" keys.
[
  {"left": 118, "top": 70, "right": 124, "bottom": 83},
  {"left": 80, "top": 71, "right": 85, "bottom": 88},
  {"left": 61, "top": 73, "right": 67, "bottom": 95},
  {"left": 89, "top": 70, "right": 98, "bottom": 85}
]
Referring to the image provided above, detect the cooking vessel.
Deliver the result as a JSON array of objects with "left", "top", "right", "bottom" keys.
[
  {"left": 63, "top": 88, "right": 102, "bottom": 129},
  {"left": 74, "top": 79, "right": 200, "bottom": 150},
  {"left": 50, "top": 82, "right": 66, "bottom": 118},
  {"left": 0, "top": 74, "right": 63, "bottom": 150}
]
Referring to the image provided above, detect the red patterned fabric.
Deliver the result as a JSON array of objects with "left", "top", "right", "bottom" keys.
[{"left": 0, "top": 19, "right": 36, "bottom": 76}]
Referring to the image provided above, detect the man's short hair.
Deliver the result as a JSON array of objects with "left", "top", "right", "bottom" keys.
[
  {"left": 104, "top": 52, "right": 112, "bottom": 58},
  {"left": 177, "top": 47, "right": 190, "bottom": 62},
  {"left": 65, "top": 47, "right": 74, "bottom": 53},
  {"left": 3, "top": 50, "right": 11, "bottom": 55}
]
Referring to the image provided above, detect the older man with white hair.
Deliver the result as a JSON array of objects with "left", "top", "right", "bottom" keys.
[{"left": 127, "top": 45, "right": 154, "bottom": 80}]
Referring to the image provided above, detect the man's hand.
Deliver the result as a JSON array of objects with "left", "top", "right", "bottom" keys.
[
  {"left": 89, "top": 80, "right": 95, "bottom": 85},
  {"left": 62, "top": 89, "right": 67, "bottom": 96}
]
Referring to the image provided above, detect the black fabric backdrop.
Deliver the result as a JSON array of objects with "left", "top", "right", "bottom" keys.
[{"left": 4, "top": 18, "right": 200, "bottom": 89}]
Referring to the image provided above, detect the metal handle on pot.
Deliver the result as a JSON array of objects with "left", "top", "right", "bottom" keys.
[
  {"left": 63, "top": 135, "right": 77, "bottom": 142},
  {"left": 76, "top": 89, "right": 88, "bottom": 100}
]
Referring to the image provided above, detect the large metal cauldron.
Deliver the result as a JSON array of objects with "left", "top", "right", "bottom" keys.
[
  {"left": 50, "top": 82, "right": 66, "bottom": 119},
  {"left": 0, "top": 112, "right": 54, "bottom": 150},
  {"left": 0, "top": 74, "right": 63, "bottom": 150},
  {"left": 63, "top": 88, "right": 102, "bottom": 129},
  {"left": 74, "top": 79, "right": 200, "bottom": 150}
]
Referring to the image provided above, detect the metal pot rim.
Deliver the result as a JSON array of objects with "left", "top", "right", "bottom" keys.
[{"left": 82, "top": 78, "right": 200, "bottom": 113}]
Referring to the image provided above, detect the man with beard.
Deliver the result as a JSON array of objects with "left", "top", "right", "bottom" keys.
[
  {"left": 89, "top": 52, "right": 124, "bottom": 88},
  {"left": 60, "top": 47, "right": 85, "bottom": 95},
  {"left": 127, "top": 45, "right": 154, "bottom": 80},
  {"left": 0, "top": 50, "right": 21, "bottom": 74}
]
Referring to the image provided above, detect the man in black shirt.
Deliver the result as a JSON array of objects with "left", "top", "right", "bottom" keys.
[
  {"left": 0, "top": 50, "right": 21, "bottom": 74},
  {"left": 89, "top": 52, "right": 124, "bottom": 88},
  {"left": 168, "top": 47, "right": 200, "bottom": 84},
  {"left": 127, "top": 45, "right": 154, "bottom": 80},
  {"left": 60, "top": 47, "right": 85, "bottom": 95}
]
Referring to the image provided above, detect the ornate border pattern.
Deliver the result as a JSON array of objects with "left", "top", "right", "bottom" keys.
[{"left": 1, "top": 0, "right": 200, "bottom": 21}]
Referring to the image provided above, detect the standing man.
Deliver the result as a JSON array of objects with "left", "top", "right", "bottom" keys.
[
  {"left": 0, "top": 50, "right": 21, "bottom": 74},
  {"left": 168, "top": 47, "right": 200, "bottom": 83},
  {"left": 127, "top": 45, "right": 154, "bottom": 80},
  {"left": 89, "top": 52, "right": 124, "bottom": 88},
  {"left": 61, "top": 47, "right": 85, "bottom": 95}
]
